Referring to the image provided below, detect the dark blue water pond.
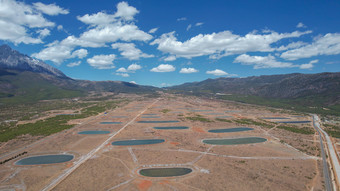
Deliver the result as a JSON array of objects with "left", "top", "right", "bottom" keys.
[
  {"left": 15, "top": 154, "right": 74, "bottom": 165},
  {"left": 111, "top": 116, "right": 127, "bottom": 118},
  {"left": 153, "top": 126, "right": 189, "bottom": 130},
  {"left": 141, "top": 116, "right": 160, "bottom": 118},
  {"left": 100, "top": 122, "right": 122, "bottom": 124},
  {"left": 216, "top": 116, "right": 232, "bottom": 118},
  {"left": 189, "top": 110, "right": 213, "bottom": 112},
  {"left": 126, "top": 109, "right": 137, "bottom": 112},
  {"left": 204, "top": 113, "right": 225, "bottom": 115},
  {"left": 78, "top": 130, "right": 110, "bottom": 134},
  {"left": 277, "top": 121, "right": 311, "bottom": 124},
  {"left": 137, "top": 120, "right": 180, "bottom": 123},
  {"left": 143, "top": 114, "right": 158, "bottom": 115},
  {"left": 225, "top": 111, "right": 240, "bottom": 113},
  {"left": 139, "top": 168, "right": 192, "bottom": 177},
  {"left": 262, "top": 117, "right": 290, "bottom": 119},
  {"left": 112, "top": 139, "right": 165, "bottom": 146},
  {"left": 208, "top": 127, "right": 253, "bottom": 133},
  {"left": 203, "top": 137, "right": 267, "bottom": 145}
]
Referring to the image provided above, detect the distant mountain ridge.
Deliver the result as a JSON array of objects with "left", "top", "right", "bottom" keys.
[
  {"left": 169, "top": 72, "right": 340, "bottom": 100},
  {"left": 0, "top": 44, "right": 67, "bottom": 78},
  {"left": 1, "top": 44, "right": 339, "bottom": 111}
]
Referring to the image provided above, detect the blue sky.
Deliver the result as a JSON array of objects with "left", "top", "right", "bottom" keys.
[{"left": 1, "top": 0, "right": 340, "bottom": 87}]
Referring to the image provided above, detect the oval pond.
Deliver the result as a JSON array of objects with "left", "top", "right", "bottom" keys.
[
  {"left": 112, "top": 139, "right": 165, "bottom": 146},
  {"left": 203, "top": 137, "right": 267, "bottom": 145},
  {"left": 208, "top": 127, "right": 253, "bottom": 133},
  {"left": 139, "top": 167, "right": 192, "bottom": 177},
  {"left": 15, "top": 154, "right": 74, "bottom": 165}
]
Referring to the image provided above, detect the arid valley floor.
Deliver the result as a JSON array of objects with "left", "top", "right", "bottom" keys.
[{"left": 0, "top": 94, "right": 335, "bottom": 191}]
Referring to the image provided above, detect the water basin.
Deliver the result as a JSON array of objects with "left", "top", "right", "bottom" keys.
[
  {"left": 204, "top": 113, "right": 225, "bottom": 115},
  {"left": 189, "top": 110, "right": 212, "bottom": 112},
  {"left": 153, "top": 126, "right": 189, "bottom": 130},
  {"left": 112, "top": 139, "right": 165, "bottom": 146},
  {"left": 137, "top": 120, "right": 180, "bottom": 123},
  {"left": 262, "top": 117, "right": 290, "bottom": 119},
  {"left": 216, "top": 116, "right": 232, "bottom": 118},
  {"left": 203, "top": 137, "right": 267, "bottom": 145},
  {"left": 208, "top": 127, "right": 253, "bottom": 133},
  {"left": 277, "top": 121, "right": 311, "bottom": 124},
  {"left": 139, "top": 167, "right": 192, "bottom": 177},
  {"left": 15, "top": 154, "right": 74, "bottom": 165}
]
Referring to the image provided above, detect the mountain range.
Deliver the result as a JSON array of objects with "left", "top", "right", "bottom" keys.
[
  {"left": 0, "top": 44, "right": 157, "bottom": 103},
  {"left": 0, "top": 44, "right": 339, "bottom": 115},
  {"left": 169, "top": 72, "right": 340, "bottom": 100}
]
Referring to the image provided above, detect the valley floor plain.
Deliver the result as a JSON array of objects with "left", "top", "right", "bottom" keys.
[{"left": 0, "top": 94, "right": 337, "bottom": 190}]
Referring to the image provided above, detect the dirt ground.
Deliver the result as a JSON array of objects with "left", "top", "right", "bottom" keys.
[{"left": 0, "top": 95, "right": 325, "bottom": 191}]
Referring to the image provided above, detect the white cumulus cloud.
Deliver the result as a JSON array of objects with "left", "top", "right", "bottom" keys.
[
  {"left": 67, "top": 61, "right": 81, "bottom": 67},
  {"left": 71, "top": 48, "right": 88, "bottom": 59},
  {"left": 206, "top": 69, "right": 229, "bottom": 76},
  {"left": 33, "top": 1, "right": 152, "bottom": 64},
  {"left": 33, "top": 2, "right": 69, "bottom": 16},
  {"left": 300, "top": 59, "right": 318, "bottom": 69},
  {"left": 87, "top": 54, "right": 116, "bottom": 69},
  {"left": 296, "top": 22, "right": 306, "bottom": 28},
  {"left": 77, "top": 12, "right": 116, "bottom": 26},
  {"left": 116, "top": 63, "right": 142, "bottom": 74},
  {"left": 114, "top": 1, "right": 139, "bottom": 21},
  {"left": 148, "top": 27, "right": 158, "bottom": 33},
  {"left": 32, "top": 44, "right": 88, "bottom": 64},
  {"left": 127, "top": 63, "right": 142, "bottom": 71},
  {"left": 111, "top": 43, "right": 153, "bottom": 60},
  {"left": 180, "top": 68, "right": 198, "bottom": 73},
  {"left": 281, "top": 33, "right": 340, "bottom": 60},
  {"left": 234, "top": 54, "right": 295, "bottom": 69},
  {"left": 151, "top": 30, "right": 311, "bottom": 59},
  {"left": 116, "top": 73, "right": 129, "bottom": 77},
  {"left": 0, "top": 0, "right": 67, "bottom": 44},
  {"left": 37, "top": 28, "right": 50, "bottom": 38},
  {"left": 164, "top": 55, "right": 176, "bottom": 61},
  {"left": 150, "top": 64, "right": 175, "bottom": 72}
]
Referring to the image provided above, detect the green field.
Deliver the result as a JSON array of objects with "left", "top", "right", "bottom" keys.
[
  {"left": 218, "top": 94, "right": 340, "bottom": 116},
  {"left": 0, "top": 100, "right": 124, "bottom": 142}
]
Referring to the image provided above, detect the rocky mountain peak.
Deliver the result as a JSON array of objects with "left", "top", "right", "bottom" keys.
[{"left": 0, "top": 44, "right": 67, "bottom": 78}]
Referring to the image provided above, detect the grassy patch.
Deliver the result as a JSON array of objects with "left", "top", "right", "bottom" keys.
[
  {"left": 185, "top": 115, "right": 213, "bottom": 122},
  {"left": 323, "top": 124, "right": 340, "bottom": 138},
  {"left": 0, "top": 100, "right": 122, "bottom": 142},
  {"left": 161, "top": 109, "right": 171, "bottom": 113},
  {"left": 215, "top": 118, "right": 232, "bottom": 123},
  {"left": 276, "top": 125, "right": 314, "bottom": 134},
  {"left": 233, "top": 118, "right": 275, "bottom": 128}
]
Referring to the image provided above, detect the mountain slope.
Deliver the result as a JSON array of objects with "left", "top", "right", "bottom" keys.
[
  {"left": 169, "top": 72, "right": 340, "bottom": 100},
  {"left": 0, "top": 45, "right": 157, "bottom": 103},
  {"left": 169, "top": 72, "right": 340, "bottom": 115}
]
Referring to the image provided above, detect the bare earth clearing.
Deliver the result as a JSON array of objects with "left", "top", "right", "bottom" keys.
[{"left": 0, "top": 95, "right": 325, "bottom": 191}]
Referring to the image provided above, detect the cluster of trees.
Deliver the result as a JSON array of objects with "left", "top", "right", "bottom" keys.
[{"left": 0, "top": 151, "right": 27, "bottom": 165}]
